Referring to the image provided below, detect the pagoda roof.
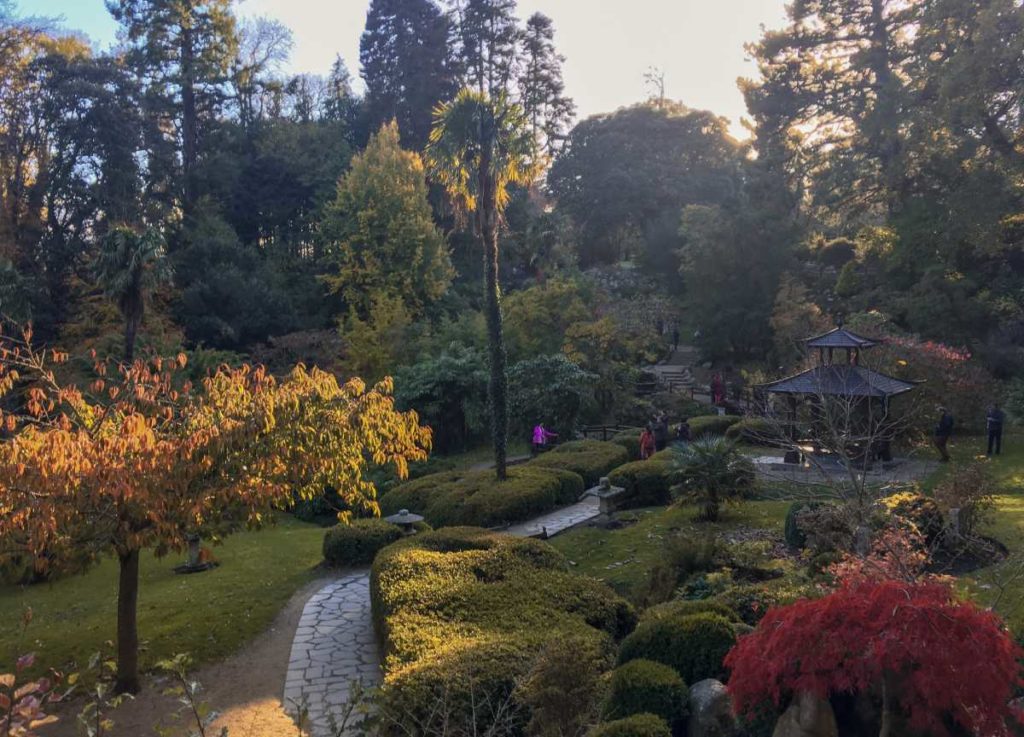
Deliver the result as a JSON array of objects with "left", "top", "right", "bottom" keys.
[
  {"left": 805, "top": 327, "right": 877, "bottom": 350},
  {"left": 758, "top": 364, "right": 916, "bottom": 399}
]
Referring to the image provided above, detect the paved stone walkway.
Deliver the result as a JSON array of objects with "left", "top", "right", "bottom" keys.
[
  {"left": 283, "top": 498, "right": 604, "bottom": 735},
  {"left": 505, "top": 496, "right": 600, "bottom": 538},
  {"left": 283, "top": 572, "right": 379, "bottom": 736}
]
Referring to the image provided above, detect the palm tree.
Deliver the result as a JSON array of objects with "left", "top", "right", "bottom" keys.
[
  {"left": 96, "top": 225, "right": 173, "bottom": 364},
  {"left": 426, "top": 89, "right": 540, "bottom": 479},
  {"left": 672, "top": 436, "right": 756, "bottom": 521}
]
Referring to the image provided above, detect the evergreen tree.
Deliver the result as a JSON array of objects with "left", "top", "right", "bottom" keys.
[
  {"left": 107, "top": 0, "right": 239, "bottom": 213},
  {"left": 517, "top": 13, "right": 573, "bottom": 156},
  {"left": 453, "top": 0, "right": 520, "bottom": 97},
  {"left": 360, "top": 0, "right": 459, "bottom": 149}
]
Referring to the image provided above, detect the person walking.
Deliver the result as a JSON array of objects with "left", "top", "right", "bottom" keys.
[
  {"left": 653, "top": 413, "right": 669, "bottom": 451},
  {"left": 934, "top": 407, "right": 954, "bottom": 462},
  {"left": 532, "top": 423, "right": 557, "bottom": 456},
  {"left": 675, "top": 419, "right": 692, "bottom": 446},
  {"left": 987, "top": 402, "right": 1005, "bottom": 456},
  {"left": 639, "top": 426, "right": 656, "bottom": 460},
  {"left": 711, "top": 372, "right": 725, "bottom": 406},
  {"left": 671, "top": 325, "right": 680, "bottom": 353}
]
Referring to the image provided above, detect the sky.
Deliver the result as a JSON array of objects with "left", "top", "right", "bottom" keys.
[{"left": 29, "top": 0, "right": 789, "bottom": 138}]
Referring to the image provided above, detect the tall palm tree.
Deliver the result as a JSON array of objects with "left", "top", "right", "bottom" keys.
[
  {"left": 96, "top": 225, "right": 173, "bottom": 364},
  {"left": 426, "top": 89, "right": 540, "bottom": 479}
]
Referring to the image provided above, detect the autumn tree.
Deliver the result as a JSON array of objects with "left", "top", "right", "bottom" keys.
[
  {"left": 0, "top": 332, "right": 431, "bottom": 694},
  {"left": 319, "top": 121, "right": 453, "bottom": 320},
  {"left": 725, "top": 579, "right": 1023, "bottom": 737},
  {"left": 426, "top": 89, "right": 539, "bottom": 479}
]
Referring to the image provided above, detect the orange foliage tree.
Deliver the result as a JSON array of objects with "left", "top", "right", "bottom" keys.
[{"left": 0, "top": 328, "right": 431, "bottom": 693}]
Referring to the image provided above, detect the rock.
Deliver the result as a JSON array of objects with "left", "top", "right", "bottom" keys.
[
  {"left": 687, "top": 679, "right": 738, "bottom": 737},
  {"left": 772, "top": 692, "right": 838, "bottom": 737}
]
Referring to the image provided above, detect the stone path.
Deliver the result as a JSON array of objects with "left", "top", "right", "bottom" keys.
[
  {"left": 283, "top": 499, "right": 604, "bottom": 735},
  {"left": 505, "top": 496, "right": 600, "bottom": 538},
  {"left": 283, "top": 571, "right": 379, "bottom": 736}
]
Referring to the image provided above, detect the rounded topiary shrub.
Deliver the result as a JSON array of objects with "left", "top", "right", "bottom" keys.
[
  {"left": 610, "top": 429, "right": 643, "bottom": 461},
  {"left": 688, "top": 415, "right": 742, "bottom": 438},
  {"left": 605, "top": 659, "right": 688, "bottom": 726},
  {"left": 724, "top": 417, "right": 780, "bottom": 445},
  {"left": 529, "top": 440, "right": 631, "bottom": 487},
  {"left": 640, "top": 598, "right": 740, "bottom": 625},
  {"left": 881, "top": 491, "right": 944, "bottom": 544},
  {"left": 618, "top": 612, "right": 736, "bottom": 685},
  {"left": 608, "top": 461, "right": 674, "bottom": 508},
  {"left": 323, "top": 518, "right": 403, "bottom": 566},
  {"left": 589, "top": 713, "right": 672, "bottom": 737}
]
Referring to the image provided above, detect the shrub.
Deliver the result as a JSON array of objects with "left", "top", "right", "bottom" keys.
[
  {"left": 372, "top": 528, "right": 637, "bottom": 737},
  {"left": 640, "top": 598, "right": 739, "bottom": 624},
  {"left": 712, "top": 581, "right": 820, "bottom": 626},
  {"left": 379, "top": 466, "right": 584, "bottom": 528},
  {"left": 589, "top": 714, "right": 672, "bottom": 737},
  {"left": 687, "top": 415, "right": 742, "bottom": 438},
  {"left": 322, "top": 518, "right": 403, "bottom": 566},
  {"left": 880, "top": 491, "right": 944, "bottom": 544},
  {"left": 726, "top": 580, "right": 1024, "bottom": 737},
  {"left": 529, "top": 440, "right": 630, "bottom": 487},
  {"left": 608, "top": 461, "right": 674, "bottom": 508},
  {"left": 605, "top": 660, "right": 688, "bottom": 726},
  {"left": 610, "top": 428, "right": 642, "bottom": 461},
  {"left": 618, "top": 612, "right": 736, "bottom": 685},
  {"left": 932, "top": 462, "right": 996, "bottom": 538},
  {"left": 724, "top": 417, "right": 780, "bottom": 445},
  {"left": 672, "top": 437, "right": 756, "bottom": 521},
  {"left": 519, "top": 635, "right": 612, "bottom": 737}
]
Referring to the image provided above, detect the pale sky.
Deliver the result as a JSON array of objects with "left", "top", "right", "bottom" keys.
[{"left": 30, "top": 0, "right": 789, "bottom": 138}]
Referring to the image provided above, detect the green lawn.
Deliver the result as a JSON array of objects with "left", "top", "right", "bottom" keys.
[
  {"left": 0, "top": 515, "right": 325, "bottom": 677},
  {"left": 549, "top": 500, "right": 791, "bottom": 601}
]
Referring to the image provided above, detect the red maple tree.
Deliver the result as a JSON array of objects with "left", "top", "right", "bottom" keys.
[{"left": 725, "top": 579, "right": 1023, "bottom": 737}]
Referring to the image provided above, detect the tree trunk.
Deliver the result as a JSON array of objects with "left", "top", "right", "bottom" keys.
[
  {"left": 479, "top": 128, "right": 508, "bottom": 480},
  {"left": 878, "top": 673, "right": 894, "bottom": 737},
  {"left": 181, "top": 25, "right": 198, "bottom": 215},
  {"left": 124, "top": 315, "right": 139, "bottom": 365},
  {"left": 115, "top": 549, "right": 141, "bottom": 694}
]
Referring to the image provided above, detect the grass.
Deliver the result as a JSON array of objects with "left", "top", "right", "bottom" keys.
[
  {"left": 0, "top": 514, "right": 325, "bottom": 677},
  {"left": 549, "top": 500, "right": 791, "bottom": 601}
]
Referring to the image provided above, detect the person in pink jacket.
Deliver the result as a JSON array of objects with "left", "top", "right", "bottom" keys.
[{"left": 532, "top": 423, "right": 557, "bottom": 455}]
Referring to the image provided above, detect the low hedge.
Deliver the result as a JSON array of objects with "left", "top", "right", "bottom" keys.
[
  {"left": 688, "top": 415, "right": 742, "bottom": 438},
  {"left": 605, "top": 659, "right": 688, "bottom": 726},
  {"left": 372, "top": 527, "right": 637, "bottom": 736},
  {"left": 610, "top": 429, "right": 643, "bottom": 461},
  {"left": 590, "top": 713, "right": 672, "bottom": 737},
  {"left": 608, "top": 461, "right": 675, "bottom": 508},
  {"left": 724, "top": 417, "right": 780, "bottom": 445},
  {"left": 379, "top": 465, "right": 584, "bottom": 528},
  {"left": 639, "top": 598, "right": 740, "bottom": 625},
  {"left": 618, "top": 612, "right": 736, "bottom": 685},
  {"left": 529, "top": 440, "right": 630, "bottom": 487},
  {"left": 322, "top": 518, "right": 403, "bottom": 566}
]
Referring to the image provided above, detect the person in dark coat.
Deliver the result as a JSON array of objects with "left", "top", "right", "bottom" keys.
[
  {"left": 987, "top": 402, "right": 1005, "bottom": 456},
  {"left": 934, "top": 407, "right": 954, "bottom": 462},
  {"left": 671, "top": 325, "right": 680, "bottom": 352},
  {"left": 675, "top": 420, "right": 692, "bottom": 445},
  {"left": 653, "top": 414, "right": 669, "bottom": 451}
]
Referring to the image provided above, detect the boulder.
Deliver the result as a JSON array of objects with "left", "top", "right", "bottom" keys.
[
  {"left": 772, "top": 692, "right": 838, "bottom": 737},
  {"left": 686, "top": 679, "right": 738, "bottom": 737}
]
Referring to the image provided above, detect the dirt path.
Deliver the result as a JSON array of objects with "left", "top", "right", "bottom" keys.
[{"left": 43, "top": 576, "right": 336, "bottom": 737}]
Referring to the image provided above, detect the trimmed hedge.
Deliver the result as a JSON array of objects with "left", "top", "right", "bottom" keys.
[
  {"left": 590, "top": 714, "right": 672, "bottom": 737},
  {"left": 881, "top": 491, "right": 944, "bottom": 543},
  {"left": 688, "top": 415, "right": 742, "bottom": 438},
  {"left": 639, "top": 598, "right": 740, "bottom": 625},
  {"left": 372, "top": 527, "right": 637, "bottom": 736},
  {"left": 608, "top": 461, "right": 674, "bottom": 509},
  {"left": 322, "top": 518, "right": 403, "bottom": 566},
  {"left": 618, "top": 612, "right": 736, "bottom": 685},
  {"left": 610, "top": 429, "right": 643, "bottom": 461},
  {"left": 605, "top": 659, "right": 688, "bottom": 726},
  {"left": 379, "top": 465, "right": 584, "bottom": 528},
  {"left": 724, "top": 417, "right": 780, "bottom": 445},
  {"left": 529, "top": 440, "right": 630, "bottom": 487}
]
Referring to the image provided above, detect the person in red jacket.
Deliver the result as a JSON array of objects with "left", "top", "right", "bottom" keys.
[{"left": 639, "top": 426, "right": 656, "bottom": 460}]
